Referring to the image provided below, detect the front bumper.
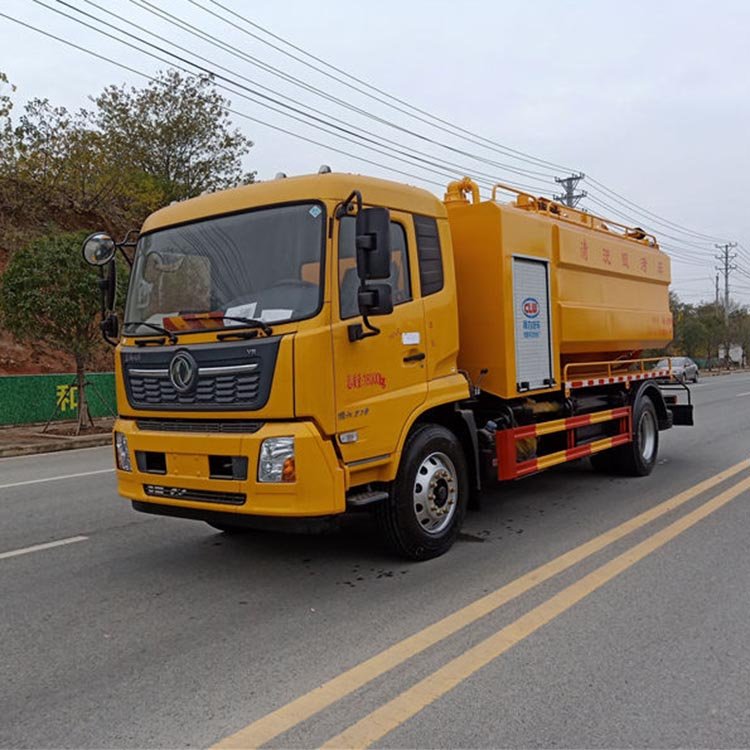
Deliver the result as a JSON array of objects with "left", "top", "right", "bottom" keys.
[{"left": 114, "top": 418, "right": 346, "bottom": 517}]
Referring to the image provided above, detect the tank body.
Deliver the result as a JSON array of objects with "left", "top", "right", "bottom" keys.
[{"left": 445, "top": 192, "right": 672, "bottom": 400}]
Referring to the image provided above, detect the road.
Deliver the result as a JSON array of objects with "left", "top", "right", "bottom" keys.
[{"left": 1, "top": 373, "right": 750, "bottom": 749}]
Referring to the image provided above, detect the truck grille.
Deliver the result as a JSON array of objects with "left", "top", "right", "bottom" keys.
[
  {"left": 144, "top": 484, "right": 246, "bottom": 505},
  {"left": 135, "top": 419, "right": 263, "bottom": 433},
  {"left": 129, "top": 370, "right": 259, "bottom": 406},
  {"left": 121, "top": 338, "right": 279, "bottom": 411}
]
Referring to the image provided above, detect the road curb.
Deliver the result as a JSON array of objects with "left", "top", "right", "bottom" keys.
[{"left": 0, "top": 434, "right": 112, "bottom": 458}]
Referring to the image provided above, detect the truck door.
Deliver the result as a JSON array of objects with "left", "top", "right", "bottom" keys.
[
  {"left": 332, "top": 211, "right": 427, "bottom": 463},
  {"left": 513, "top": 256, "right": 554, "bottom": 391}
]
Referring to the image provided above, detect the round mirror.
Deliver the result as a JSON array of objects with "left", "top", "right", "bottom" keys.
[{"left": 82, "top": 232, "right": 116, "bottom": 266}]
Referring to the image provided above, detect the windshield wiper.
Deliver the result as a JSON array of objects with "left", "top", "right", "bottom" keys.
[
  {"left": 221, "top": 316, "right": 273, "bottom": 336},
  {"left": 124, "top": 320, "right": 178, "bottom": 344}
]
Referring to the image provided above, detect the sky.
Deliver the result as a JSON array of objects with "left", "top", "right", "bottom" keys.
[{"left": 1, "top": 0, "right": 749, "bottom": 304}]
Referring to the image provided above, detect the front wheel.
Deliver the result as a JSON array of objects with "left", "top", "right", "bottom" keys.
[{"left": 377, "top": 424, "right": 469, "bottom": 561}]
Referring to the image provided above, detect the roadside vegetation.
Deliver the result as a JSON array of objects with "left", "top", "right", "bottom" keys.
[
  {"left": 0, "top": 68, "right": 255, "bottom": 391},
  {"left": 668, "top": 292, "right": 750, "bottom": 368}
]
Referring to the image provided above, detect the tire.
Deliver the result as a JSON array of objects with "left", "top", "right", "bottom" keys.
[
  {"left": 613, "top": 396, "right": 659, "bottom": 476},
  {"left": 377, "top": 424, "right": 469, "bottom": 561},
  {"left": 590, "top": 396, "right": 659, "bottom": 476}
]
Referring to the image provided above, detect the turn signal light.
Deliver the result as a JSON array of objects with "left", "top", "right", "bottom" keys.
[{"left": 281, "top": 457, "right": 296, "bottom": 483}]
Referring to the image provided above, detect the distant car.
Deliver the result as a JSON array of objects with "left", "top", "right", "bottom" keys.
[{"left": 656, "top": 356, "right": 699, "bottom": 383}]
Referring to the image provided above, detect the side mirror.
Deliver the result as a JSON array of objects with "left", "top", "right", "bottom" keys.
[
  {"left": 101, "top": 259, "right": 116, "bottom": 311},
  {"left": 100, "top": 313, "right": 119, "bottom": 340},
  {"left": 82, "top": 232, "right": 116, "bottom": 266},
  {"left": 358, "top": 282, "right": 393, "bottom": 317},
  {"left": 356, "top": 207, "right": 391, "bottom": 280}
]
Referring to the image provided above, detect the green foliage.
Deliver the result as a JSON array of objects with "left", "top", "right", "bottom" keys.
[
  {"left": 669, "top": 292, "right": 748, "bottom": 366},
  {"left": 0, "top": 68, "right": 255, "bottom": 246},
  {"left": 0, "top": 230, "right": 102, "bottom": 364},
  {"left": 95, "top": 69, "right": 255, "bottom": 205},
  {"left": 0, "top": 67, "right": 256, "bottom": 375}
]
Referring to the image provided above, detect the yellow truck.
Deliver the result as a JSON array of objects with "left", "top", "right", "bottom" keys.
[{"left": 83, "top": 172, "right": 693, "bottom": 559}]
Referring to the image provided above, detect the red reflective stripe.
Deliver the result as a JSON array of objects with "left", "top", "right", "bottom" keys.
[
  {"left": 565, "top": 413, "right": 595, "bottom": 429},
  {"left": 515, "top": 458, "right": 540, "bottom": 477},
  {"left": 565, "top": 443, "right": 594, "bottom": 461},
  {"left": 495, "top": 407, "right": 632, "bottom": 481},
  {"left": 513, "top": 425, "right": 538, "bottom": 439}
]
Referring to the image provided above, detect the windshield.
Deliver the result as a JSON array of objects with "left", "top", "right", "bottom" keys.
[{"left": 124, "top": 202, "right": 325, "bottom": 336}]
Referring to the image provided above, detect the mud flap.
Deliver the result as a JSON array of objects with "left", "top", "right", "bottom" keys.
[{"left": 666, "top": 403, "right": 694, "bottom": 426}]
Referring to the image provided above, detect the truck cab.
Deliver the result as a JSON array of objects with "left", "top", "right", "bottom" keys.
[{"left": 96, "top": 173, "right": 471, "bottom": 555}]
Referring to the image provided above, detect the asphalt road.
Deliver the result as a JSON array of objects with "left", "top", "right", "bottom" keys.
[{"left": 2, "top": 373, "right": 750, "bottom": 749}]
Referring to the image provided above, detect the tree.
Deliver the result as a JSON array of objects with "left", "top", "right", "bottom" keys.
[
  {"left": 0, "top": 69, "right": 255, "bottom": 248},
  {"left": 0, "top": 68, "right": 256, "bottom": 380},
  {"left": 695, "top": 303, "right": 726, "bottom": 366},
  {"left": 0, "top": 231, "right": 102, "bottom": 431},
  {"left": 730, "top": 307, "right": 750, "bottom": 366},
  {"left": 94, "top": 69, "right": 255, "bottom": 205}
]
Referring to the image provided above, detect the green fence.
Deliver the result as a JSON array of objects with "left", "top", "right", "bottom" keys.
[{"left": 0, "top": 372, "right": 116, "bottom": 426}]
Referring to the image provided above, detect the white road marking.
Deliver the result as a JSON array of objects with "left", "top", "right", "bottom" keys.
[
  {"left": 736, "top": 391, "right": 750, "bottom": 397},
  {"left": 0, "top": 535, "right": 88, "bottom": 560},
  {"left": 0, "top": 468, "right": 114, "bottom": 491}
]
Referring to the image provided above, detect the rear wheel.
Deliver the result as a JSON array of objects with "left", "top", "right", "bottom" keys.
[
  {"left": 377, "top": 424, "right": 468, "bottom": 560},
  {"left": 591, "top": 396, "right": 659, "bottom": 477}
]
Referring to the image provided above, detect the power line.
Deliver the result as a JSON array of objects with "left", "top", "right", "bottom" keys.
[
  {"left": 0, "top": 12, "right": 463, "bottom": 191},
  {"left": 41, "top": 1, "right": 551, "bottom": 195},
  {"left": 8, "top": 0, "right": 743, "bottom": 257},
  {"left": 123, "top": 0, "right": 558, "bottom": 185},
  {"left": 585, "top": 176, "right": 731, "bottom": 244},
  {"left": 188, "top": 0, "right": 576, "bottom": 175},
  {"left": 190, "top": 0, "right": 736, "bottom": 248},
  {"left": 584, "top": 193, "right": 722, "bottom": 254},
  {"left": 583, "top": 195, "right": 715, "bottom": 266}
]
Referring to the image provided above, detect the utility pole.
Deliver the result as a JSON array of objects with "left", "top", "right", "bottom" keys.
[
  {"left": 714, "top": 242, "right": 738, "bottom": 325},
  {"left": 715, "top": 273, "right": 720, "bottom": 307},
  {"left": 554, "top": 172, "right": 587, "bottom": 208}
]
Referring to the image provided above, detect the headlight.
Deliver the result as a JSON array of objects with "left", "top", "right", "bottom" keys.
[
  {"left": 114, "top": 431, "right": 132, "bottom": 472},
  {"left": 258, "top": 437, "right": 295, "bottom": 483}
]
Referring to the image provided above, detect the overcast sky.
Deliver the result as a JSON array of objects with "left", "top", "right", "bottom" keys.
[{"left": 2, "top": 0, "right": 749, "bottom": 302}]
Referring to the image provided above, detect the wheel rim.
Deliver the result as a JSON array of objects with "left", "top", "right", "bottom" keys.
[
  {"left": 412, "top": 451, "right": 458, "bottom": 535},
  {"left": 638, "top": 410, "right": 657, "bottom": 462}
]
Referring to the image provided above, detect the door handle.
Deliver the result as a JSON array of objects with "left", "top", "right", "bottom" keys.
[{"left": 403, "top": 352, "right": 426, "bottom": 363}]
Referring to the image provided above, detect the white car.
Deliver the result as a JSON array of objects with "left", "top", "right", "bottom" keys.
[{"left": 656, "top": 356, "right": 699, "bottom": 383}]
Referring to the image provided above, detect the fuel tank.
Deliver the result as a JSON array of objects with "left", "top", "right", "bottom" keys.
[{"left": 445, "top": 179, "right": 672, "bottom": 399}]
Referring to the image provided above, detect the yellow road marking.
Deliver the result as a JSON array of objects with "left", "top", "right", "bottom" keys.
[
  {"left": 324, "top": 474, "right": 750, "bottom": 749},
  {"left": 212, "top": 459, "right": 750, "bottom": 749}
]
